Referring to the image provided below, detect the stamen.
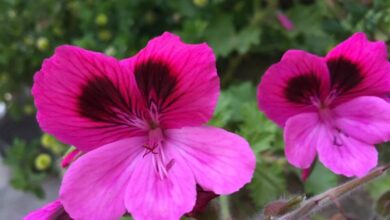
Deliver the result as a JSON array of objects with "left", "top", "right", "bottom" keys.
[
  {"left": 166, "top": 159, "right": 175, "bottom": 171},
  {"left": 142, "top": 143, "right": 158, "bottom": 157},
  {"left": 310, "top": 96, "right": 321, "bottom": 108},
  {"left": 311, "top": 89, "right": 340, "bottom": 110},
  {"left": 143, "top": 127, "right": 175, "bottom": 179},
  {"left": 323, "top": 90, "right": 339, "bottom": 106}
]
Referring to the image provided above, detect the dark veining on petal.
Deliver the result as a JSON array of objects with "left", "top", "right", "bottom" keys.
[
  {"left": 78, "top": 76, "right": 133, "bottom": 126},
  {"left": 327, "top": 57, "right": 363, "bottom": 94},
  {"left": 134, "top": 59, "right": 177, "bottom": 110},
  {"left": 285, "top": 74, "right": 321, "bottom": 104},
  {"left": 332, "top": 127, "right": 348, "bottom": 147},
  {"left": 333, "top": 136, "right": 343, "bottom": 147}
]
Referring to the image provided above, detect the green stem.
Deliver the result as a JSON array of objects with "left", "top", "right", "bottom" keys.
[
  {"left": 221, "top": 54, "right": 244, "bottom": 87},
  {"left": 219, "top": 196, "right": 232, "bottom": 220},
  {"left": 279, "top": 164, "right": 390, "bottom": 219}
]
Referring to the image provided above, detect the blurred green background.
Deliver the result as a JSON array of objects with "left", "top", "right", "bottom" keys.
[{"left": 0, "top": 0, "right": 389, "bottom": 219}]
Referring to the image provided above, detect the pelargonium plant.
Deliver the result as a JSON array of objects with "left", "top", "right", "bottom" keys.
[
  {"left": 25, "top": 32, "right": 256, "bottom": 220},
  {"left": 24, "top": 32, "right": 390, "bottom": 220},
  {"left": 258, "top": 32, "right": 390, "bottom": 177}
]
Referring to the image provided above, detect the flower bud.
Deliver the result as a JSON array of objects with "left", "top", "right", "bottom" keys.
[
  {"left": 36, "top": 37, "right": 49, "bottom": 51},
  {"left": 41, "top": 133, "right": 55, "bottom": 148},
  {"left": 35, "top": 153, "right": 52, "bottom": 171},
  {"left": 95, "top": 13, "right": 108, "bottom": 26},
  {"left": 193, "top": 0, "right": 208, "bottom": 7}
]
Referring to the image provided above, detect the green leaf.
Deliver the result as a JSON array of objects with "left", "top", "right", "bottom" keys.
[
  {"left": 204, "top": 18, "right": 261, "bottom": 56},
  {"left": 208, "top": 92, "right": 234, "bottom": 128},
  {"left": 31, "top": 185, "right": 45, "bottom": 199},
  {"left": 366, "top": 174, "right": 390, "bottom": 199},
  {"left": 304, "top": 163, "right": 338, "bottom": 195},
  {"left": 236, "top": 26, "right": 261, "bottom": 54},
  {"left": 238, "top": 102, "right": 281, "bottom": 155},
  {"left": 209, "top": 82, "right": 256, "bottom": 127},
  {"left": 177, "top": 19, "right": 208, "bottom": 43},
  {"left": 203, "top": 15, "right": 236, "bottom": 57},
  {"left": 247, "top": 162, "right": 286, "bottom": 207},
  {"left": 209, "top": 81, "right": 283, "bottom": 155}
]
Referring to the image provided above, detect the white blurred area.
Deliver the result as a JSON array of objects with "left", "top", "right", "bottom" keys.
[{"left": 0, "top": 102, "right": 6, "bottom": 119}]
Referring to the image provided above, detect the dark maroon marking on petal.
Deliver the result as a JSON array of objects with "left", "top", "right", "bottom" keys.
[
  {"left": 78, "top": 76, "right": 134, "bottom": 126},
  {"left": 327, "top": 57, "right": 363, "bottom": 94},
  {"left": 284, "top": 74, "right": 321, "bottom": 104},
  {"left": 134, "top": 59, "right": 177, "bottom": 110}
]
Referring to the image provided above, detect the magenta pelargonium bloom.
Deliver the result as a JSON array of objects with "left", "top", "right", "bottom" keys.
[
  {"left": 32, "top": 32, "right": 255, "bottom": 219},
  {"left": 258, "top": 32, "right": 390, "bottom": 177}
]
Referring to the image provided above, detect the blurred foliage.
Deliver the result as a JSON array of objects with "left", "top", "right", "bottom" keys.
[
  {"left": 376, "top": 190, "right": 390, "bottom": 217},
  {"left": 2, "top": 135, "right": 67, "bottom": 197},
  {"left": 0, "top": 0, "right": 390, "bottom": 219},
  {"left": 3, "top": 0, "right": 390, "bottom": 119},
  {"left": 366, "top": 172, "right": 390, "bottom": 198},
  {"left": 3, "top": 138, "right": 53, "bottom": 198}
]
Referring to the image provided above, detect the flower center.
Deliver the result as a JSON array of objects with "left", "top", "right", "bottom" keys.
[
  {"left": 143, "top": 127, "right": 175, "bottom": 180},
  {"left": 313, "top": 91, "right": 349, "bottom": 148},
  {"left": 310, "top": 89, "right": 339, "bottom": 110}
]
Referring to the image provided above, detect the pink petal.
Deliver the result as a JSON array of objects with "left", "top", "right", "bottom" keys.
[
  {"left": 316, "top": 125, "right": 378, "bottom": 177},
  {"left": 121, "top": 32, "right": 219, "bottom": 128},
  {"left": 325, "top": 32, "right": 390, "bottom": 105},
  {"left": 33, "top": 46, "right": 147, "bottom": 152},
  {"left": 60, "top": 137, "right": 146, "bottom": 220},
  {"left": 257, "top": 50, "right": 330, "bottom": 126},
  {"left": 333, "top": 96, "right": 390, "bottom": 144},
  {"left": 165, "top": 126, "right": 255, "bottom": 194},
  {"left": 284, "top": 113, "right": 320, "bottom": 169},
  {"left": 24, "top": 199, "right": 71, "bottom": 220},
  {"left": 125, "top": 144, "right": 196, "bottom": 220},
  {"left": 301, "top": 167, "right": 313, "bottom": 182}
]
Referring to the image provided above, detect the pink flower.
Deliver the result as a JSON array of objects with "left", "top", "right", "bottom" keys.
[
  {"left": 257, "top": 33, "right": 390, "bottom": 177},
  {"left": 24, "top": 200, "right": 71, "bottom": 220},
  {"left": 276, "top": 11, "right": 294, "bottom": 31},
  {"left": 32, "top": 32, "right": 256, "bottom": 220}
]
